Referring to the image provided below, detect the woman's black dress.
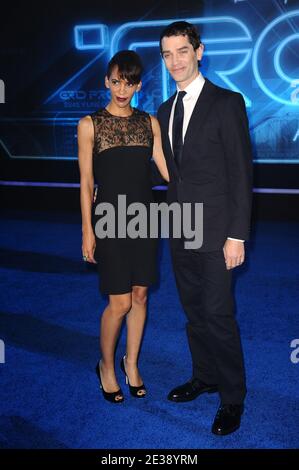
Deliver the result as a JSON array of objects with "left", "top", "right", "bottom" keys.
[{"left": 91, "top": 107, "right": 158, "bottom": 295}]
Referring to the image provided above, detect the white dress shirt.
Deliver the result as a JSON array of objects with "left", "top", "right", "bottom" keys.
[
  {"left": 168, "top": 73, "right": 205, "bottom": 147},
  {"left": 168, "top": 73, "right": 244, "bottom": 243}
]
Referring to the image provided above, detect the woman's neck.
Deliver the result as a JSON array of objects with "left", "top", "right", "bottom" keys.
[{"left": 106, "top": 102, "right": 133, "bottom": 117}]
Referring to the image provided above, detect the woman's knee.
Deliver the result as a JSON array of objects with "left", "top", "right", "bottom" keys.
[
  {"left": 132, "top": 286, "right": 147, "bottom": 306},
  {"left": 109, "top": 294, "right": 132, "bottom": 317}
]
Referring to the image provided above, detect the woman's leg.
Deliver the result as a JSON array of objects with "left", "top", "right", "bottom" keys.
[
  {"left": 125, "top": 286, "right": 148, "bottom": 389},
  {"left": 100, "top": 293, "right": 132, "bottom": 393}
]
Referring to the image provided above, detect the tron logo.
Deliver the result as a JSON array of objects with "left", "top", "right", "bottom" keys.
[
  {"left": 0, "top": 79, "right": 5, "bottom": 104},
  {"left": 2, "top": 8, "right": 299, "bottom": 163},
  {"left": 77, "top": 16, "right": 253, "bottom": 106},
  {"left": 74, "top": 11, "right": 299, "bottom": 107}
]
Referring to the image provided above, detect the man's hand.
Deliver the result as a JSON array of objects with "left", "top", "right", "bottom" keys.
[{"left": 223, "top": 239, "right": 245, "bottom": 270}]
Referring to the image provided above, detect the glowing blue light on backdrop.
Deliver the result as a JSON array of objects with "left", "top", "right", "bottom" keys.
[
  {"left": 0, "top": 2, "right": 298, "bottom": 163},
  {"left": 74, "top": 24, "right": 109, "bottom": 51}
]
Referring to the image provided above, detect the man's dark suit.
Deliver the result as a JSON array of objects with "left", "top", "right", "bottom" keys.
[{"left": 157, "top": 78, "right": 253, "bottom": 404}]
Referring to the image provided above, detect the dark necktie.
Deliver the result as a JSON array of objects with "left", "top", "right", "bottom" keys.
[{"left": 172, "top": 90, "right": 186, "bottom": 168}]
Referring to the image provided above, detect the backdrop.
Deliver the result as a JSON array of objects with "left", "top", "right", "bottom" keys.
[{"left": 1, "top": 0, "right": 298, "bottom": 166}]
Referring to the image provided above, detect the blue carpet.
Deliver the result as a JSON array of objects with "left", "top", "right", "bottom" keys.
[{"left": 0, "top": 209, "right": 298, "bottom": 449}]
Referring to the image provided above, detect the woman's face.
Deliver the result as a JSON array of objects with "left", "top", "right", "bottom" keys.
[{"left": 105, "top": 66, "right": 141, "bottom": 108}]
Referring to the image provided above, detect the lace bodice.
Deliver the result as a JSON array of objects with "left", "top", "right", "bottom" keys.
[{"left": 91, "top": 108, "right": 153, "bottom": 155}]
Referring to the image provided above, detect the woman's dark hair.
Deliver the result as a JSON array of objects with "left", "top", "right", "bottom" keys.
[
  {"left": 159, "top": 21, "right": 201, "bottom": 53},
  {"left": 106, "top": 50, "right": 143, "bottom": 85}
]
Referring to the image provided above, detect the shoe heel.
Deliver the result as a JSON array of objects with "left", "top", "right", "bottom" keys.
[
  {"left": 95, "top": 361, "right": 124, "bottom": 404},
  {"left": 121, "top": 356, "right": 129, "bottom": 384},
  {"left": 120, "top": 355, "right": 147, "bottom": 399}
]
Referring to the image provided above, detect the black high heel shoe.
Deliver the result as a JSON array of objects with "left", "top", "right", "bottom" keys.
[
  {"left": 95, "top": 361, "right": 124, "bottom": 404},
  {"left": 120, "top": 355, "right": 147, "bottom": 398}
]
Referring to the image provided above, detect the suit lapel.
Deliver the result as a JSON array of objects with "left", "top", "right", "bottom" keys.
[
  {"left": 162, "top": 93, "right": 176, "bottom": 159},
  {"left": 160, "top": 80, "right": 218, "bottom": 176},
  {"left": 182, "top": 79, "right": 218, "bottom": 166},
  {"left": 159, "top": 93, "right": 182, "bottom": 178}
]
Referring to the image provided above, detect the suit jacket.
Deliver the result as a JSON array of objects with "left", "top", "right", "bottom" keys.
[{"left": 157, "top": 78, "right": 253, "bottom": 252}]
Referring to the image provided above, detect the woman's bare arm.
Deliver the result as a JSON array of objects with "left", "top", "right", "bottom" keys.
[
  {"left": 150, "top": 115, "right": 169, "bottom": 183},
  {"left": 77, "top": 116, "right": 97, "bottom": 263}
]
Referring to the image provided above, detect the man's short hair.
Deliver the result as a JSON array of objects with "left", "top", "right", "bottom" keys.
[{"left": 159, "top": 21, "right": 201, "bottom": 54}]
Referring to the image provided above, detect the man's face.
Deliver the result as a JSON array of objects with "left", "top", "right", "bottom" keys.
[{"left": 161, "top": 35, "right": 204, "bottom": 89}]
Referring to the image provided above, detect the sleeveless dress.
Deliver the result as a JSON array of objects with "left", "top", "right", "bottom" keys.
[{"left": 91, "top": 107, "right": 158, "bottom": 295}]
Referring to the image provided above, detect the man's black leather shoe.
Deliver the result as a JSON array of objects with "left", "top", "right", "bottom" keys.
[
  {"left": 211, "top": 404, "right": 244, "bottom": 435},
  {"left": 167, "top": 379, "right": 218, "bottom": 402}
]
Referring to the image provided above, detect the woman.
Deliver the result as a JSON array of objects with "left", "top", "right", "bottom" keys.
[{"left": 78, "top": 50, "right": 169, "bottom": 403}]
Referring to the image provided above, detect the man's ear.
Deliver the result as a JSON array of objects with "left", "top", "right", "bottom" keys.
[
  {"left": 136, "top": 81, "right": 142, "bottom": 92},
  {"left": 196, "top": 43, "right": 204, "bottom": 61},
  {"left": 104, "top": 76, "right": 110, "bottom": 89}
]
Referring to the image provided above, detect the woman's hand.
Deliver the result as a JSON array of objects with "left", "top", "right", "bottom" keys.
[{"left": 82, "top": 228, "right": 97, "bottom": 264}]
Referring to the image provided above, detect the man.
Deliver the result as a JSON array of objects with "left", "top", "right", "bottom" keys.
[{"left": 157, "top": 21, "right": 253, "bottom": 436}]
